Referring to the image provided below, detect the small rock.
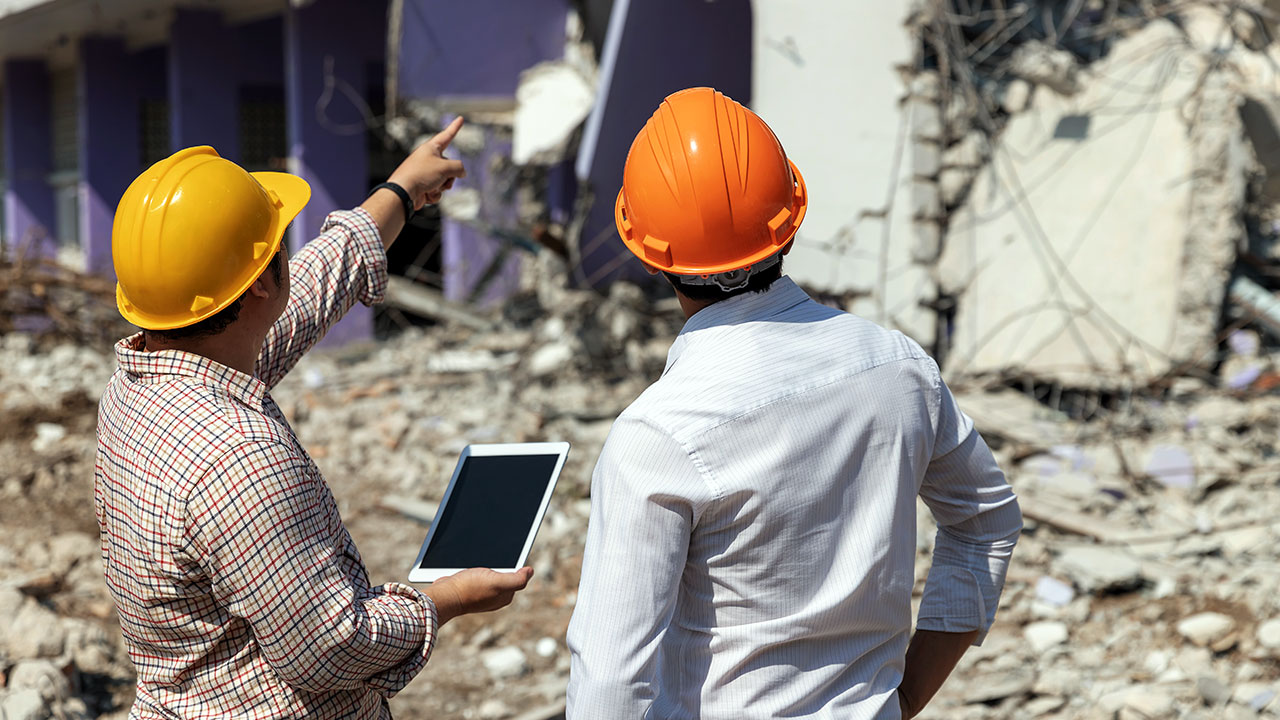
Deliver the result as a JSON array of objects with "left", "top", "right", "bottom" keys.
[
  {"left": 964, "top": 667, "right": 1034, "bottom": 704},
  {"left": 1177, "top": 612, "right": 1235, "bottom": 648},
  {"left": 477, "top": 698, "right": 511, "bottom": 719},
  {"left": 1234, "top": 682, "right": 1277, "bottom": 712},
  {"left": 1023, "top": 621, "right": 1069, "bottom": 653},
  {"left": 1022, "top": 695, "right": 1065, "bottom": 715},
  {"left": 1034, "top": 576, "right": 1075, "bottom": 607},
  {"left": 481, "top": 646, "right": 529, "bottom": 680},
  {"left": 527, "top": 343, "right": 575, "bottom": 379},
  {"left": 8, "top": 660, "right": 70, "bottom": 704},
  {"left": 7, "top": 600, "right": 66, "bottom": 659},
  {"left": 1, "top": 689, "right": 49, "bottom": 720},
  {"left": 535, "top": 637, "right": 558, "bottom": 658},
  {"left": 1197, "top": 675, "right": 1232, "bottom": 706},
  {"left": 1257, "top": 618, "right": 1280, "bottom": 650},
  {"left": 1124, "top": 687, "right": 1173, "bottom": 718},
  {"left": 1055, "top": 546, "right": 1145, "bottom": 593},
  {"left": 31, "top": 423, "right": 66, "bottom": 453}
]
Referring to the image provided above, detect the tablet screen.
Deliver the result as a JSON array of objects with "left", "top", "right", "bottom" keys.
[{"left": 418, "top": 454, "right": 562, "bottom": 569}]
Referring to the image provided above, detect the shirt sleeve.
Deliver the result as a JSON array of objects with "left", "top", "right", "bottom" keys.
[
  {"left": 255, "top": 208, "right": 388, "bottom": 388},
  {"left": 915, "top": 368, "right": 1022, "bottom": 645},
  {"left": 566, "top": 416, "right": 713, "bottom": 719},
  {"left": 183, "top": 439, "right": 436, "bottom": 695}
]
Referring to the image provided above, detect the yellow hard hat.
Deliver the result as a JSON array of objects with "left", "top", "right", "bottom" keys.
[{"left": 112, "top": 146, "right": 310, "bottom": 330}]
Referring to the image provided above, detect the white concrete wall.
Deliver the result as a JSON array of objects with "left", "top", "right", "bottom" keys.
[
  {"left": 751, "top": 0, "right": 933, "bottom": 341},
  {"left": 937, "top": 21, "right": 1206, "bottom": 386}
]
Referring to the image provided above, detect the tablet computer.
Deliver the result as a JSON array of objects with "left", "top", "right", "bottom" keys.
[{"left": 408, "top": 441, "right": 570, "bottom": 583}]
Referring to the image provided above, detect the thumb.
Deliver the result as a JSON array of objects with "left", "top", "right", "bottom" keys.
[{"left": 493, "top": 567, "right": 533, "bottom": 590}]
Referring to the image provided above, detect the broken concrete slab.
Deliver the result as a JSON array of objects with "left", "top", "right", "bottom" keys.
[
  {"left": 938, "top": 21, "right": 1243, "bottom": 386},
  {"left": 512, "top": 62, "right": 595, "bottom": 166},
  {"left": 1055, "top": 545, "right": 1145, "bottom": 594}
]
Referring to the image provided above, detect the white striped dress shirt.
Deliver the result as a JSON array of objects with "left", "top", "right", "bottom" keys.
[{"left": 567, "top": 276, "right": 1021, "bottom": 719}]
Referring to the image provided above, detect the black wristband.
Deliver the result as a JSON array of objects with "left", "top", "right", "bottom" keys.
[{"left": 369, "top": 182, "right": 414, "bottom": 223}]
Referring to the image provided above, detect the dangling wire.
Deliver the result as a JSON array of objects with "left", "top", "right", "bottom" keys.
[{"left": 315, "top": 55, "right": 384, "bottom": 137}]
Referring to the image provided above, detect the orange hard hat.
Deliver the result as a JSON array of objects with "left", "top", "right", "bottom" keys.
[{"left": 614, "top": 87, "right": 807, "bottom": 277}]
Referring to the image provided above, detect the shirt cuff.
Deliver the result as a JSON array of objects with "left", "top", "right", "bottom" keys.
[
  {"left": 320, "top": 207, "right": 389, "bottom": 307},
  {"left": 364, "top": 582, "right": 439, "bottom": 697},
  {"left": 915, "top": 565, "right": 990, "bottom": 645}
]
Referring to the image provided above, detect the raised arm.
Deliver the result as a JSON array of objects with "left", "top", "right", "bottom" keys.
[{"left": 255, "top": 118, "right": 467, "bottom": 386}]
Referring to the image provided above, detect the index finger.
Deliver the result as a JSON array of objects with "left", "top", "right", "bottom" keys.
[{"left": 430, "top": 116, "right": 465, "bottom": 152}]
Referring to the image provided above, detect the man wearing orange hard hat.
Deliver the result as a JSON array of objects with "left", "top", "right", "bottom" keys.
[
  {"left": 567, "top": 87, "right": 1022, "bottom": 719},
  {"left": 95, "top": 119, "right": 533, "bottom": 719}
]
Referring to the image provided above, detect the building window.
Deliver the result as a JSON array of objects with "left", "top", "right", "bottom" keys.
[
  {"left": 239, "top": 85, "right": 285, "bottom": 172},
  {"left": 50, "top": 67, "right": 77, "bottom": 175},
  {"left": 140, "top": 99, "right": 170, "bottom": 168},
  {"left": 49, "top": 66, "right": 80, "bottom": 263}
]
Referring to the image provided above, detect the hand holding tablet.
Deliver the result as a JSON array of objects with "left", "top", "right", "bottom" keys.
[
  {"left": 423, "top": 566, "right": 535, "bottom": 625},
  {"left": 410, "top": 442, "right": 570, "bottom": 584}
]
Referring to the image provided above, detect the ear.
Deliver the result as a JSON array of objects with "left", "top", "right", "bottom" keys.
[
  {"left": 644, "top": 263, "right": 661, "bottom": 276},
  {"left": 247, "top": 277, "right": 271, "bottom": 300},
  {"left": 782, "top": 241, "right": 795, "bottom": 256}
]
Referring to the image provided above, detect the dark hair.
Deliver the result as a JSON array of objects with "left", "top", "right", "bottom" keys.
[
  {"left": 144, "top": 250, "right": 285, "bottom": 341},
  {"left": 663, "top": 257, "right": 784, "bottom": 303}
]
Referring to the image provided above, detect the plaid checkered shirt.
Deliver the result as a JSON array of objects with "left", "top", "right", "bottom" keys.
[{"left": 95, "top": 208, "right": 437, "bottom": 719}]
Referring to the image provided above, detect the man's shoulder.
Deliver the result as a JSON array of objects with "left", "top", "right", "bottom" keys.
[{"left": 98, "top": 370, "right": 297, "bottom": 487}]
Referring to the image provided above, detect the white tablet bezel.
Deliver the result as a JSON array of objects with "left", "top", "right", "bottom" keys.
[{"left": 408, "top": 441, "right": 570, "bottom": 584}]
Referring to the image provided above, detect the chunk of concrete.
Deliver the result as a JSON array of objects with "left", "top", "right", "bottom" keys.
[
  {"left": 1023, "top": 620, "right": 1069, "bottom": 653},
  {"left": 1055, "top": 546, "right": 1144, "bottom": 594},
  {"left": 512, "top": 62, "right": 595, "bottom": 165},
  {"left": 938, "top": 21, "right": 1241, "bottom": 386},
  {"left": 482, "top": 646, "right": 530, "bottom": 680},
  {"left": 1177, "top": 612, "right": 1236, "bottom": 647}
]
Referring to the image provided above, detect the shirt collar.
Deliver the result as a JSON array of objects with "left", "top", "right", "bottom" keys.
[
  {"left": 664, "top": 276, "right": 811, "bottom": 373},
  {"left": 114, "top": 332, "right": 268, "bottom": 410}
]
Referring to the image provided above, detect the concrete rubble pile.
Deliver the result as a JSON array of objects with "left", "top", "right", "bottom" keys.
[
  {"left": 9, "top": 4, "right": 1280, "bottom": 719},
  {"left": 4, "top": 255, "right": 1280, "bottom": 718}
]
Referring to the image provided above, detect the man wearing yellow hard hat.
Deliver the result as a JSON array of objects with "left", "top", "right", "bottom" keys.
[
  {"left": 95, "top": 118, "right": 533, "bottom": 718},
  {"left": 566, "top": 88, "right": 1022, "bottom": 719}
]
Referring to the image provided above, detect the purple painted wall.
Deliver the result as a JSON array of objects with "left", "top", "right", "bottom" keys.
[
  {"left": 169, "top": 9, "right": 238, "bottom": 160},
  {"left": 2, "top": 59, "right": 56, "bottom": 259},
  {"left": 396, "top": 0, "right": 568, "bottom": 99},
  {"left": 236, "top": 16, "right": 286, "bottom": 89},
  {"left": 135, "top": 46, "right": 168, "bottom": 101},
  {"left": 285, "top": 0, "right": 386, "bottom": 344},
  {"left": 79, "top": 36, "right": 140, "bottom": 276},
  {"left": 574, "top": 0, "right": 752, "bottom": 289},
  {"left": 442, "top": 126, "right": 522, "bottom": 307},
  {"left": 395, "top": 1, "right": 567, "bottom": 307}
]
